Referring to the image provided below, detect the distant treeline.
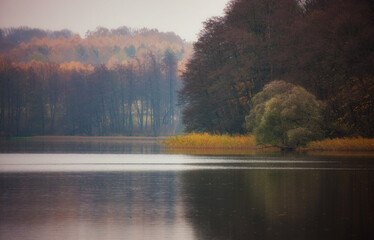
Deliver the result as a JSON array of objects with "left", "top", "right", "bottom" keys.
[
  {"left": 0, "top": 26, "right": 192, "bottom": 69},
  {"left": 0, "top": 50, "right": 180, "bottom": 136},
  {"left": 180, "top": 0, "right": 374, "bottom": 137},
  {"left": 0, "top": 27, "right": 74, "bottom": 52},
  {"left": 0, "top": 25, "right": 192, "bottom": 136}
]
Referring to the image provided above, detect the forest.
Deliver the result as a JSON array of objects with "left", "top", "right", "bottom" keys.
[
  {"left": 0, "top": 26, "right": 191, "bottom": 136},
  {"left": 1, "top": 0, "right": 374, "bottom": 139},
  {"left": 180, "top": 0, "right": 374, "bottom": 138}
]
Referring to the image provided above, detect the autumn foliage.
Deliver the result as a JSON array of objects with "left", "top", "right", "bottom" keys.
[
  {"left": 0, "top": 26, "right": 191, "bottom": 136},
  {"left": 1, "top": 26, "right": 192, "bottom": 73},
  {"left": 180, "top": 0, "right": 374, "bottom": 138}
]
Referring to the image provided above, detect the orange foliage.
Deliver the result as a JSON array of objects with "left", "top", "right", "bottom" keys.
[
  {"left": 59, "top": 61, "right": 94, "bottom": 72},
  {"left": 1, "top": 28, "right": 193, "bottom": 72}
]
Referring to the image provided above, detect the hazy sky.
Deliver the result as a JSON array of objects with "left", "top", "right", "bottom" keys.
[{"left": 0, "top": 0, "right": 229, "bottom": 41}]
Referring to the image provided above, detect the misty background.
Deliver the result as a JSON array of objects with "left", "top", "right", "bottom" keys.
[{"left": 0, "top": 0, "right": 228, "bottom": 41}]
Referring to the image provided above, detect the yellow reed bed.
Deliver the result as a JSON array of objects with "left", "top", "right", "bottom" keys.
[
  {"left": 163, "top": 133, "right": 257, "bottom": 149},
  {"left": 306, "top": 137, "right": 374, "bottom": 151}
]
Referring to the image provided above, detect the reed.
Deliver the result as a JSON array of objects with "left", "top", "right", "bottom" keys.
[
  {"left": 306, "top": 137, "right": 374, "bottom": 151},
  {"left": 165, "top": 133, "right": 374, "bottom": 152},
  {"left": 163, "top": 133, "right": 258, "bottom": 149}
]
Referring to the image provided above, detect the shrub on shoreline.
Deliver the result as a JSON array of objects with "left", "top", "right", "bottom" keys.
[{"left": 245, "top": 81, "right": 324, "bottom": 149}]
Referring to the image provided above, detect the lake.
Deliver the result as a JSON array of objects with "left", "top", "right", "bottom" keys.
[{"left": 1, "top": 137, "right": 374, "bottom": 240}]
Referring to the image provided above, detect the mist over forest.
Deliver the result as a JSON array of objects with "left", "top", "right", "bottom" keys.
[
  {"left": 1, "top": 0, "right": 374, "bottom": 139},
  {"left": 2, "top": 2, "right": 374, "bottom": 240},
  {"left": 0, "top": 26, "right": 192, "bottom": 136}
]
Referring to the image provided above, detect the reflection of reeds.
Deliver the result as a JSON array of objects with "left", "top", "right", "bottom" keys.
[
  {"left": 163, "top": 133, "right": 258, "bottom": 149},
  {"left": 306, "top": 137, "right": 374, "bottom": 151}
]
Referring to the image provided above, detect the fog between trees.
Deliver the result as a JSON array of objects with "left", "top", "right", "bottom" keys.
[
  {"left": 0, "top": 27, "right": 188, "bottom": 136},
  {"left": 1, "top": 0, "right": 374, "bottom": 138}
]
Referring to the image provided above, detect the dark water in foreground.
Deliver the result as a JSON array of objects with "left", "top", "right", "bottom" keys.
[{"left": 1, "top": 138, "right": 374, "bottom": 240}]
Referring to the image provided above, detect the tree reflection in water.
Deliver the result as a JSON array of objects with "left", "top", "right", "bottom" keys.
[{"left": 181, "top": 169, "right": 374, "bottom": 240}]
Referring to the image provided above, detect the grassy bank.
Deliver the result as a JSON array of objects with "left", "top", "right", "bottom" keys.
[
  {"left": 163, "top": 133, "right": 258, "bottom": 149},
  {"left": 164, "top": 133, "right": 374, "bottom": 152},
  {"left": 306, "top": 137, "right": 374, "bottom": 151}
]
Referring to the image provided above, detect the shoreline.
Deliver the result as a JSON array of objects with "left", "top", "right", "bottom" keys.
[
  {"left": 2, "top": 135, "right": 374, "bottom": 154},
  {"left": 163, "top": 134, "right": 374, "bottom": 153}
]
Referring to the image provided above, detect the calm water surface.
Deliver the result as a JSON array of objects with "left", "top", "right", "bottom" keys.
[{"left": 1, "top": 138, "right": 374, "bottom": 240}]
